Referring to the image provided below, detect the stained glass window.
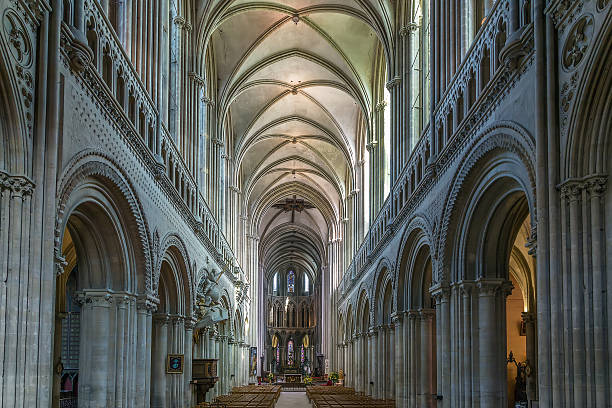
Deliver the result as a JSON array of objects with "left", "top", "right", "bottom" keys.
[
  {"left": 276, "top": 346, "right": 279, "bottom": 364},
  {"left": 273, "top": 273, "right": 278, "bottom": 292},
  {"left": 300, "top": 345, "right": 305, "bottom": 363},
  {"left": 288, "top": 339, "right": 294, "bottom": 366},
  {"left": 304, "top": 273, "right": 309, "bottom": 293},
  {"left": 287, "top": 270, "right": 295, "bottom": 293}
]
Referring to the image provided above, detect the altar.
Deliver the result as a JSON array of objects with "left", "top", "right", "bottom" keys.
[{"left": 284, "top": 374, "right": 302, "bottom": 383}]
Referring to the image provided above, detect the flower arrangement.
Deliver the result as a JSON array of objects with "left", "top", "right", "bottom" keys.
[
  {"left": 303, "top": 375, "right": 313, "bottom": 385},
  {"left": 329, "top": 371, "right": 339, "bottom": 384},
  {"left": 267, "top": 372, "right": 274, "bottom": 383}
]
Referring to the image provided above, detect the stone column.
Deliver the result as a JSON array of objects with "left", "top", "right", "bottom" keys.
[
  {"left": 393, "top": 314, "right": 404, "bottom": 406},
  {"left": 587, "top": 177, "right": 608, "bottom": 406},
  {"left": 388, "top": 324, "right": 395, "bottom": 399},
  {"left": 151, "top": 314, "right": 169, "bottom": 408},
  {"left": 432, "top": 287, "right": 450, "bottom": 408},
  {"left": 408, "top": 311, "right": 418, "bottom": 407},
  {"left": 135, "top": 298, "right": 155, "bottom": 407},
  {"left": 78, "top": 292, "right": 113, "bottom": 407},
  {"left": 184, "top": 319, "right": 195, "bottom": 407},
  {"left": 459, "top": 283, "right": 474, "bottom": 408},
  {"left": 0, "top": 172, "right": 35, "bottom": 407},
  {"left": 477, "top": 279, "right": 509, "bottom": 408},
  {"left": 367, "top": 330, "right": 374, "bottom": 396},
  {"left": 369, "top": 329, "right": 378, "bottom": 397},
  {"left": 377, "top": 327, "right": 384, "bottom": 398},
  {"left": 419, "top": 309, "right": 435, "bottom": 407}
]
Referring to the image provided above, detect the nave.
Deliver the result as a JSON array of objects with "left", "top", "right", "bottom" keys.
[{"left": 0, "top": 0, "right": 611, "bottom": 407}]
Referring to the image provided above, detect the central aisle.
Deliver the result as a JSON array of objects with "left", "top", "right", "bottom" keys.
[{"left": 275, "top": 391, "right": 311, "bottom": 408}]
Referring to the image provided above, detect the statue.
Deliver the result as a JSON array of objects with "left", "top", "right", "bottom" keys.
[
  {"left": 194, "top": 270, "right": 228, "bottom": 329},
  {"left": 507, "top": 351, "right": 528, "bottom": 405}
]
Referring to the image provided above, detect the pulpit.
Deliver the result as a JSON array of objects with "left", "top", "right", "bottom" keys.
[{"left": 191, "top": 359, "right": 218, "bottom": 404}]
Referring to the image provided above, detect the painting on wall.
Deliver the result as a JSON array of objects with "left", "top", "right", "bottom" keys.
[
  {"left": 250, "top": 347, "right": 257, "bottom": 376},
  {"left": 166, "top": 354, "right": 184, "bottom": 374}
]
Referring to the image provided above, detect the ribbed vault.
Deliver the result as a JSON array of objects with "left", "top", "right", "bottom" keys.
[{"left": 199, "top": 0, "right": 390, "bottom": 357}]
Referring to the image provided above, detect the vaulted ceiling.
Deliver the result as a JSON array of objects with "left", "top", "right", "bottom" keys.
[{"left": 199, "top": 0, "right": 390, "bottom": 282}]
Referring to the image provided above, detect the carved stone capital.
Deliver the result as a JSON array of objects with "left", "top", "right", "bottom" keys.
[
  {"left": 399, "top": 22, "right": 419, "bottom": 37},
  {"left": 153, "top": 313, "right": 171, "bottom": 325},
  {"left": 375, "top": 100, "right": 387, "bottom": 112},
  {"left": 113, "top": 293, "right": 133, "bottom": 308},
  {"left": 0, "top": 171, "right": 35, "bottom": 197},
  {"left": 586, "top": 175, "right": 607, "bottom": 197},
  {"left": 366, "top": 140, "right": 378, "bottom": 152},
  {"left": 476, "top": 278, "right": 511, "bottom": 297},
  {"left": 183, "top": 317, "right": 196, "bottom": 330},
  {"left": 137, "top": 297, "right": 158, "bottom": 313},
  {"left": 418, "top": 308, "right": 435, "bottom": 321},
  {"left": 171, "top": 314, "right": 185, "bottom": 325},
  {"left": 457, "top": 281, "right": 475, "bottom": 296},
  {"left": 75, "top": 291, "right": 113, "bottom": 307},
  {"left": 430, "top": 285, "right": 451, "bottom": 303},
  {"left": 385, "top": 76, "right": 401, "bottom": 90},
  {"left": 188, "top": 71, "right": 205, "bottom": 87}
]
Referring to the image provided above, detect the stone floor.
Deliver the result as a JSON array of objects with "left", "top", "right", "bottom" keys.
[{"left": 275, "top": 391, "right": 311, "bottom": 408}]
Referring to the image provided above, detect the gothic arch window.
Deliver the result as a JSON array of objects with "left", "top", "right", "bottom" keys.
[
  {"left": 287, "top": 339, "right": 294, "bottom": 366},
  {"left": 410, "top": 0, "right": 431, "bottom": 146},
  {"left": 287, "top": 270, "right": 295, "bottom": 293},
  {"left": 273, "top": 272, "right": 278, "bottom": 293},
  {"left": 304, "top": 273, "right": 309, "bottom": 293}
]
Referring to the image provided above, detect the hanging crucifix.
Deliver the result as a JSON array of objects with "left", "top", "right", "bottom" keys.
[{"left": 272, "top": 195, "right": 315, "bottom": 223}]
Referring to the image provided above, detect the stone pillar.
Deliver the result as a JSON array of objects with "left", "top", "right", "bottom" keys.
[
  {"left": 388, "top": 324, "right": 395, "bottom": 399},
  {"left": 151, "top": 314, "right": 169, "bottom": 408},
  {"left": 459, "top": 283, "right": 474, "bottom": 408},
  {"left": 184, "top": 319, "right": 195, "bottom": 407},
  {"left": 393, "top": 314, "right": 404, "bottom": 406},
  {"left": 477, "top": 280, "right": 510, "bottom": 408},
  {"left": 419, "top": 309, "right": 435, "bottom": 407},
  {"left": 0, "top": 172, "right": 35, "bottom": 407},
  {"left": 408, "top": 311, "right": 418, "bottom": 408},
  {"left": 369, "top": 329, "right": 378, "bottom": 397},
  {"left": 432, "top": 287, "right": 450, "bottom": 408},
  {"left": 77, "top": 292, "right": 113, "bottom": 407},
  {"left": 367, "top": 330, "right": 374, "bottom": 396},
  {"left": 135, "top": 298, "right": 155, "bottom": 407},
  {"left": 378, "top": 326, "right": 385, "bottom": 399}
]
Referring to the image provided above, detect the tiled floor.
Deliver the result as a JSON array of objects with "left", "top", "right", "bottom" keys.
[{"left": 275, "top": 391, "right": 311, "bottom": 408}]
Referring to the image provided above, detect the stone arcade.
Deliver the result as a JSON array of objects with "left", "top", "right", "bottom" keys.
[{"left": 0, "top": 0, "right": 611, "bottom": 407}]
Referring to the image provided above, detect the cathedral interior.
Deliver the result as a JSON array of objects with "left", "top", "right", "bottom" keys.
[{"left": 0, "top": 0, "right": 611, "bottom": 407}]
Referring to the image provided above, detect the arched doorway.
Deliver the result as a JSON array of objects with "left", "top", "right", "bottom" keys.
[
  {"left": 396, "top": 224, "right": 436, "bottom": 407},
  {"left": 373, "top": 270, "right": 394, "bottom": 399},
  {"left": 458, "top": 178, "right": 537, "bottom": 408},
  {"left": 54, "top": 189, "right": 144, "bottom": 407},
  {"left": 505, "top": 216, "right": 537, "bottom": 407},
  {"left": 151, "top": 244, "right": 192, "bottom": 408}
]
